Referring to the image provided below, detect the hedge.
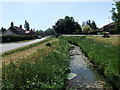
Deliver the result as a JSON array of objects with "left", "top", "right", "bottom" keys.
[{"left": 1, "top": 35, "right": 38, "bottom": 43}]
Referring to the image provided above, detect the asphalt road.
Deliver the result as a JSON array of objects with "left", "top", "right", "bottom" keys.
[{"left": 0, "top": 37, "right": 47, "bottom": 53}]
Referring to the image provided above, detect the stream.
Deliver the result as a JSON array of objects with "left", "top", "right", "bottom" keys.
[{"left": 66, "top": 44, "right": 112, "bottom": 89}]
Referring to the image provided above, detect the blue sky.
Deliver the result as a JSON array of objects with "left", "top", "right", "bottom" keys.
[{"left": 1, "top": 2, "right": 114, "bottom": 31}]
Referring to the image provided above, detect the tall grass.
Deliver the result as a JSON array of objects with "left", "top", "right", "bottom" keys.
[
  {"left": 61, "top": 36, "right": 120, "bottom": 89},
  {"left": 2, "top": 39, "right": 70, "bottom": 89}
]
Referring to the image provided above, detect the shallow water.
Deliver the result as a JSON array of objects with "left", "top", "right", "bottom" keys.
[{"left": 66, "top": 44, "right": 112, "bottom": 89}]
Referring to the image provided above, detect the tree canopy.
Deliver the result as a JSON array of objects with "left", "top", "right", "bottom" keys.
[
  {"left": 24, "top": 20, "right": 30, "bottom": 30},
  {"left": 45, "top": 28, "right": 56, "bottom": 36},
  {"left": 53, "top": 16, "right": 82, "bottom": 34},
  {"left": 111, "top": 1, "right": 120, "bottom": 33},
  {"left": 82, "top": 20, "right": 98, "bottom": 31}
]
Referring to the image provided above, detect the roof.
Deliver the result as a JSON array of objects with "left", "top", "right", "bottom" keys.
[
  {"left": 100, "top": 22, "right": 116, "bottom": 31},
  {"left": 103, "top": 22, "right": 116, "bottom": 27},
  {"left": 7, "top": 26, "right": 24, "bottom": 34}
]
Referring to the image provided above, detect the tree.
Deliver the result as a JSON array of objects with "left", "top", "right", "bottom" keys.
[
  {"left": 24, "top": 20, "right": 30, "bottom": 30},
  {"left": 35, "top": 30, "right": 45, "bottom": 37},
  {"left": 111, "top": 1, "right": 120, "bottom": 33},
  {"left": 82, "top": 25, "right": 91, "bottom": 33},
  {"left": 0, "top": 27, "right": 6, "bottom": 32},
  {"left": 53, "top": 16, "right": 82, "bottom": 34},
  {"left": 45, "top": 28, "right": 56, "bottom": 36},
  {"left": 82, "top": 20, "right": 98, "bottom": 31},
  {"left": 87, "top": 20, "right": 91, "bottom": 28},
  {"left": 91, "top": 20, "right": 97, "bottom": 30}
]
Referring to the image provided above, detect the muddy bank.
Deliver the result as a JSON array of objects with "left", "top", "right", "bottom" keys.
[{"left": 66, "top": 44, "right": 112, "bottom": 89}]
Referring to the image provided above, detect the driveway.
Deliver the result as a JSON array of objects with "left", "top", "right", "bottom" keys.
[{"left": 0, "top": 37, "right": 47, "bottom": 53}]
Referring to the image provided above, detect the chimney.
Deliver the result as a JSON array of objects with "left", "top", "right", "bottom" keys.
[
  {"left": 20, "top": 25, "right": 22, "bottom": 29},
  {"left": 11, "top": 22, "right": 14, "bottom": 26}
]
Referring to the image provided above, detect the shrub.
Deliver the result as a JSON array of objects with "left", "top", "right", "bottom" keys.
[
  {"left": 1, "top": 35, "right": 37, "bottom": 43},
  {"left": 46, "top": 43, "right": 51, "bottom": 47}
]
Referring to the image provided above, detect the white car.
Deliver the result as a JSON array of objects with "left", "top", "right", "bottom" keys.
[{"left": 38, "top": 36, "right": 41, "bottom": 39}]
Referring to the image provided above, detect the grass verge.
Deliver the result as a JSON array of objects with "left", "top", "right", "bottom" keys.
[
  {"left": 1, "top": 37, "right": 52, "bottom": 57},
  {"left": 2, "top": 38, "right": 70, "bottom": 89},
  {"left": 60, "top": 36, "right": 120, "bottom": 89},
  {"left": 86, "top": 35, "right": 120, "bottom": 46}
]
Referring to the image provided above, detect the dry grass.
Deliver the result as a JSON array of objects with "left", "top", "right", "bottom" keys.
[
  {"left": 2, "top": 39, "right": 58, "bottom": 67},
  {"left": 86, "top": 35, "right": 120, "bottom": 46}
]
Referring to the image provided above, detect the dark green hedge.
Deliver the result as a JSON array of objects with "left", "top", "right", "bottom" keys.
[{"left": 1, "top": 35, "right": 38, "bottom": 42}]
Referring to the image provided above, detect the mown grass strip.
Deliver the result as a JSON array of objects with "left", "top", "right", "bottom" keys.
[
  {"left": 1, "top": 37, "right": 52, "bottom": 57},
  {"left": 2, "top": 38, "right": 70, "bottom": 89},
  {"left": 61, "top": 36, "right": 120, "bottom": 89}
]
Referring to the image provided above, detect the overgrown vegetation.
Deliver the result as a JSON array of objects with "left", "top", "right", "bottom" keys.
[
  {"left": 1, "top": 37, "right": 52, "bottom": 57},
  {"left": 111, "top": 1, "right": 120, "bottom": 33},
  {"left": 60, "top": 36, "right": 120, "bottom": 89},
  {"left": 2, "top": 38, "right": 70, "bottom": 89}
]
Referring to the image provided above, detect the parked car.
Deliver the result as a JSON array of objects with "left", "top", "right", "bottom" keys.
[
  {"left": 38, "top": 36, "right": 41, "bottom": 39},
  {"left": 102, "top": 32, "right": 110, "bottom": 38}
]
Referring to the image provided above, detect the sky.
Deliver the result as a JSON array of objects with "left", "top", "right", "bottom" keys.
[{"left": 0, "top": 1, "right": 115, "bottom": 31}]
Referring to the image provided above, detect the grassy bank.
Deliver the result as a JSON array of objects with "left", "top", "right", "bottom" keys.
[
  {"left": 86, "top": 35, "right": 120, "bottom": 46},
  {"left": 2, "top": 38, "right": 70, "bottom": 89},
  {"left": 61, "top": 36, "right": 120, "bottom": 89}
]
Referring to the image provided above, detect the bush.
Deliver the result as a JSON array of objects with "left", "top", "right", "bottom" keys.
[
  {"left": 1, "top": 35, "right": 37, "bottom": 42},
  {"left": 46, "top": 43, "right": 51, "bottom": 47}
]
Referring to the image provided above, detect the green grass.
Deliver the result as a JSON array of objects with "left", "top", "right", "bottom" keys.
[
  {"left": 60, "top": 36, "right": 120, "bottom": 89},
  {"left": 1, "top": 37, "right": 52, "bottom": 57},
  {"left": 2, "top": 38, "right": 70, "bottom": 89}
]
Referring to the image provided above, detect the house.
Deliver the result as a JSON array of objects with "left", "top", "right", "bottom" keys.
[
  {"left": 4, "top": 22, "right": 25, "bottom": 35},
  {"left": 100, "top": 22, "right": 116, "bottom": 31},
  {"left": 0, "top": 27, "right": 7, "bottom": 36},
  {"left": 25, "top": 29, "right": 35, "bottom": 35}
]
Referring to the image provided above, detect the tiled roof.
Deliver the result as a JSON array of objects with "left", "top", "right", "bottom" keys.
[{"left": 7, "top": 26, "right": 25, "bottom": 34}]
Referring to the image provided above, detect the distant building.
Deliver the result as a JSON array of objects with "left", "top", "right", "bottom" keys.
[
  {"left": 25, "top": 29, "right": 35, "bottom": 35},
  {"left": 4, "top": 22, "right": 25, "bottom": 35},
  {"left": 100, "top": 22, "right": 116, "bottom": 31},
  {"left": 2, "top": 22, "right": 35, "bottom": 36}
]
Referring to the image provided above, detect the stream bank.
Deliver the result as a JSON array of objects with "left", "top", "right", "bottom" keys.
[{"left": 66, "top": 44, "right": 112, "bottom": 89}]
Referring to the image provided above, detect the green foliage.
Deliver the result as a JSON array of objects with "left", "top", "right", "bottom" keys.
[
  {"left": 1, "top": 35, "right": 37, "bottom": 43},
  {"left": 2, "top": 39, "right": 70, "bottom": 89},
  {"left": 111, "top": 1, "right": 120, "bottom": 33},
  {"left": 46, "top": 43, "right": 51, "bottom": 47},
  {"left": 45, "top": 28, "right": 56, "bottom": 36},
  {"left": 82, "top": 20, "right": 98, "bottom": 31},
  {"left": 35, "top": 30, "right": 46, "bottom": 37},
  {"left": 24, "top": 20, "right": 30, "bottom": 30},
  {"left": 91, "top": 20, "right": 98, "bottom": 30},
  {"left": 61, "top": 36, "right": 120, "bottom": 89},
  {"left": 53, "top": 15, "right": 82, "bottom": 34},
  {"left": 82, "top": 25, "right": 91, "bottom": 33}
]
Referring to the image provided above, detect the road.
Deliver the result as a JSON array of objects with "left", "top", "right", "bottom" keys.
[{"left": 0, "top": 37, "right": 47, "bottom": 53}]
